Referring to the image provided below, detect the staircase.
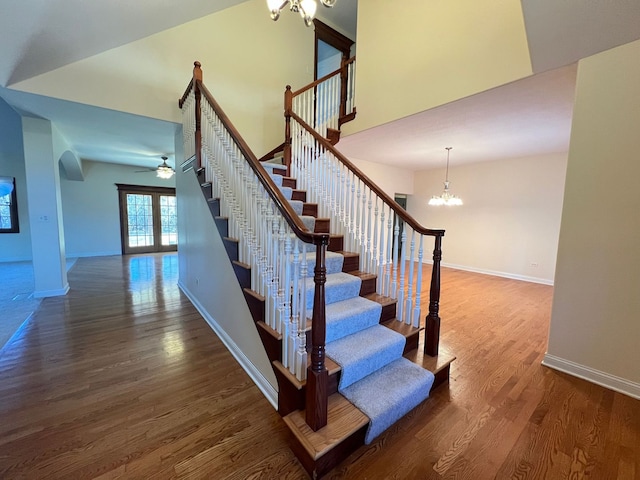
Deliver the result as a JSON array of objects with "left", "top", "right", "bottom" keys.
[{"left": 180, "top": 62, "right": 454, "bottom": 478}]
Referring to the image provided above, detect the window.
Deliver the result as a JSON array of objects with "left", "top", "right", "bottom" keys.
[
  {"left": 116, "top": 184, "right": 177, "bottom": 254},
  {"left": 0, "top": 177, "right": 19, "bottom": 233}
]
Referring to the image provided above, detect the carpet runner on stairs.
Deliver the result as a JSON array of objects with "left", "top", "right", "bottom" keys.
[
  {"left": 263, "top": 163, "right": 316, "bottom": 231},
  {"left": 263, "top": 160, "right": 435, "bottom": 444}
]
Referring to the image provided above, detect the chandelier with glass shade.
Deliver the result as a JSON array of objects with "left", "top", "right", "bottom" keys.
[
  {"left": 267, "top": 0, "right": 337, "bottom": 26},
  {"left": 428, "top": 147, "right": 463, "bottom": 206},
  {"left": 156, "top": 156, "right": 175, "bottom": 179}
]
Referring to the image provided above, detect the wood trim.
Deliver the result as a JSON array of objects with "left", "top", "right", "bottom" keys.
[
  {"left": 196, "top": 80, "right": 329, "bottom": 248},
  {"left": 313, "top": 19, "right": 354, "bottom": 81},
  {"left": 287, "top": 111, "right": 445, "bottom": 238},
  {"left": 116, "top": 185, "right": 177, "bottom": 255}
]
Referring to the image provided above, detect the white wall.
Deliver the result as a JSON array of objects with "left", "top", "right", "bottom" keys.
[
  {"left": 60, "top": 160, "right": 175, "bottom": 258},
  {"left": 0, "top": 98, "right": 31, "bottom": 262},
  {"left": 408, "top": 153, "right": 567, "bottom": 284},
  {"left": 176, "top": 156, "right": 277, "bottom": 405},
  {"left": 13, "top": 0, "right": 315, "bottom": 157},
  {"left": 545, "top": 39, "right": 640, "bottom": 397},
  {"left": 350, "top": 157, "right": 415, "bottom": 198},
  {"left": 345, "top": 0, "right": 532, "bottom": 135}
]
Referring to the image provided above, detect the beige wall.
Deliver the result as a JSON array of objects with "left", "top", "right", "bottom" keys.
[
  {"left": 408, "top": 153, "right": 567, "bottom": 284},
  {"left": 545, "top": 39, "right": 640, "bottom": 395},
  {"left": 345, "top": 0, "right": 532, "bottom": 135},
  {"left": 350, "top": 157, "right": 415, "bottom": 198},
  {"left": 12, "top": 0, "right": 314, "bottom": 157}
]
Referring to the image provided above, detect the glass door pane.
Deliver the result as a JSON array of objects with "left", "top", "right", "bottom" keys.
[
  {"left": 127, "top": 193, "right": 154, "bottom": 248},
  {"left": 159, "top": 195, "right": 177, "bottom": 246}
]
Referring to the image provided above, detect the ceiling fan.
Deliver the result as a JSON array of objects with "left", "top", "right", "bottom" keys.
[{"left": 135, "top": 156, "right": 175, "bottom": 179}]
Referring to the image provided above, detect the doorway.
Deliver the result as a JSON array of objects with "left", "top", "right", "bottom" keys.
[{"left": 117, "top": 184, "right": 177, "bottom": 255}]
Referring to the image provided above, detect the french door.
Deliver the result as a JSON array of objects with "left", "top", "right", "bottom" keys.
[{"left": 117, "top": 184, "right": 177, "bottom": 255}]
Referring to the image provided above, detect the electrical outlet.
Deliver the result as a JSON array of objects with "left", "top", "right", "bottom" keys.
[{"left": 529, "top": 262, "right": 539, "bottom": 268}]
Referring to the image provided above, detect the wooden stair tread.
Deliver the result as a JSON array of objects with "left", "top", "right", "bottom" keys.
[
  {"left": 283, "top": 393, "right": 369, "bottom": 461},
  {"left": 348, "top": 270, "right": 376, "bottom": 281},
  {"left": 243, "top": 287, "right": 264, "bottom": 302},
  {"left": 404, "top": 346, "right": 456, "bottom": 376},
  {"left": 257, "top": 321, "right": 282, "bottom": 341},
  {"left": 273, "top": 357, "right": 341, "bottom": 391},
  {"left": 381, "top": 318, "right": 423, "bottom": 336},
  {"left": 232, "top": 260, "right": 250, "bottom": 269},
  {"left": 363, "top": 292, "right": 396, "bottom": 307}
]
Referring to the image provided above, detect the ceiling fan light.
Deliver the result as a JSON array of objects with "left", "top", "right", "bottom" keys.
[{"left": 156, "top": 157, "right": 175, "bottom": 179}]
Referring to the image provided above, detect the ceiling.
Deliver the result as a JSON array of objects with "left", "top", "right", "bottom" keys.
[
  {"left": 0, "top": 0, "right": 638, "bottom": 173},
  {"left": 339, "top": 63, "right": 578, "bottom": 170}
]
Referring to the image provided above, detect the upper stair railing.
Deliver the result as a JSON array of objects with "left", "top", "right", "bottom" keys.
[
  {"left": 285, "top": 92, "right": 446, "bottom": 357},
  {"left": 289, "top": 56, "right": 356, "bottom": 141},
  {"left": 180, "top": 62, "right": 331, "bottom": 431}
]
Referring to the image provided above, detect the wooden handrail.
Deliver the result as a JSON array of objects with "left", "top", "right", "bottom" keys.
[
  {"left": 291, "top": 56, "right": 356, "bottom": 98},
  {"left": 197, "top": 79, "right": 329, "bottom": 246},
  {"left": 287, "top": 110, "right": 445, "bottom": 238},
  {"left": 179, "top": 61, "right": 330, "bottom": 431}
]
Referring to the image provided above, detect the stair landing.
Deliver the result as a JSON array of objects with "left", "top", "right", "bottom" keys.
[{"left": 284, "top": 348, "right": 456, "bottom": 479}]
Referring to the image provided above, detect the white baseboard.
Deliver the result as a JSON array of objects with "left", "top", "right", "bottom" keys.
[
  {"left": 66, "top": 251, "right": 121, "bottom": 258},
  {"left": 33, "top": 283, "right": 70, "bottom": 298},
  {"left": 178, "top": 281, "right": 278, "bottom": 409},
  {"left": 422, "top": 259, "right": 554, "bottom": 286},
  {"left": 542, "top": 354, "right": 640, "bottom": 400}
]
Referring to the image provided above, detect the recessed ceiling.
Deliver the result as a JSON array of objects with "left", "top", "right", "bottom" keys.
[{"left": 338, "top": 64, "right": 578, "bottom": 171}]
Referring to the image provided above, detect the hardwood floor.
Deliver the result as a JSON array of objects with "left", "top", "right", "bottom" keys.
[{"left": 0, "top": 255, "right": 638, "bottom": 479}]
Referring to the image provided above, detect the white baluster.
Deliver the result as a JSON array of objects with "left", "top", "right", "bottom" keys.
[
  {"left": 405, "top": 229, "right": 415, "bottom": 325},
  {"left": 412, "top": 234, "right": 424, "bottom": 328},
  {"left": 377, "top": 204, "right": 385, "bottom": 295},
  {"left": 297, "top": 243, "right": 308, "bottom": 381},
  {"left": 289, "top": 239, "right": 300, "bottom": 374},
  {"left": 281, "top": 229, "right": 292, "bottom": 368},
  {"left": 385, "top": 208, "right": 393, "bottom": 296},
  {"left": 366, "top": 191, "right": 373, "bottom": 274},
  {"left": 397, "top": 229, "right": 406, "bottom": 322}
]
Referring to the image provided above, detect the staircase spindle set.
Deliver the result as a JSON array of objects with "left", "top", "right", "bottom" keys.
[
  {"left": 180, "top": 62, "right": 332, "bottom": 430},
  {"left": 285, "top": 106, "right": 445, "bottom": 336},
  {"left": 290, "top": 57, "right": 356, "bottom": 138},
  {"left": 180, "top": 60, "right": 445, "bottom": 435}
]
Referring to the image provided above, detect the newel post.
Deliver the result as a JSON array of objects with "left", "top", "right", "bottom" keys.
[
  {"left": 339, "top": 57, "right": 348, "bottom": 119},
  {"left": 305, "top": 239, "right": 329, "bottom": 431},
  {"left": 425, "top": 235, "right": 442, "bottom": 356},
  {"left": 284, "top": 85, "right": 293, "bottom": 177},
  {"left": 193, "top": 61, "right": 203, "bottom": 170}
]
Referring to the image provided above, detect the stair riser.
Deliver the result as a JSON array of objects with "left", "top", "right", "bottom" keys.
[
  {"left": 341, "top": 254, "right": 359, "bottom": 273},
  {"left": 282, "top": 177, "right": 296, "bottom": 188},
  {"left": 302, "top": 203, "right": 318, "bottom": 217},
  {"left": 275, "top": 364, "right": 340, "bottom": 417},
  {"left": 292, "top": 190, "right": 306, "bottom": 202},
  {"left": 290, "top": 424, "right": 367, "bottom": 480},
  {"left": 222, "top": 238, "right": 238, "bottom": 262},
  {"left": 232, "top": 262, "right": 251, "bottom": 290},
  {"left": 201, "top": 183, "right": 212, "bottom": 199},
  {"left": 359, "top": 277, "right": 376, "bottom": 296},
  {"left": 214, "top": 217, "right": 228, "bottom": 238},
  {"left": 328, "top": 236, "right": 344, "bottom": 252},
  {"left": 314, "top": 218, "right": 330, "bottom": 233},
  {"left": 208, "top": 199, "right": 220, "bottom": 217}
]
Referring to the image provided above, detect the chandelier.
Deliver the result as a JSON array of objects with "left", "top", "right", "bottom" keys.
[
  {"left": 267, "top": 0, "right": 337, "bottom": 27},
  {"left": 428, "top": 147, "right": 463, "bottom": 206},
  {"left": 156, "top": 156, "right": 175, "bottom": 179}
]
